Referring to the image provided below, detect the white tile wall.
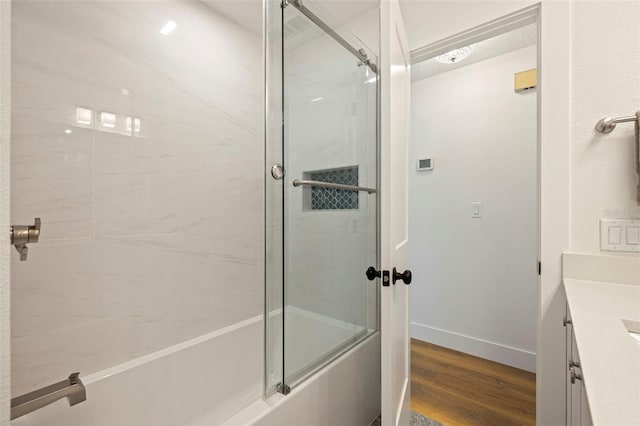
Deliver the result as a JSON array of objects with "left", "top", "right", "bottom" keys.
[{"left": 11, "top": 0, "right": 263, "bottom": 396}]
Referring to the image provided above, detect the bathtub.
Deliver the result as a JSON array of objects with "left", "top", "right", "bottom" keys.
[{"left": 11, "top": 308, "right": 380, "bottom": 426}]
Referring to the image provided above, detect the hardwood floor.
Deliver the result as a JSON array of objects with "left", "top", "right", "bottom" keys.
[{"left": 411, "top": 339, "right": 536, "bottom": 426}]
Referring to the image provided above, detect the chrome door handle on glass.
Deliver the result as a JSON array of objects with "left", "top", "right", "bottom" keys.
[
  {"left": 10, "top": 217, "right": 41, "bottom": 261},
  {"left": 271, "top": 164, "right": 286, "bottom": 180}
]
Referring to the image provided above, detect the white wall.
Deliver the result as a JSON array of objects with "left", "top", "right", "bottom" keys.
[
  {"left": 410, "top": 46, "right": 538, "bottom": 372},
  {"left": 9, "top": 0, "right": 264, "bottom": 410},
  {"left": 570, "top": 1, "right": 640, "bottom": 251},
  {"left": 402, "top": 0, "right": 640, "bottom": 256}
]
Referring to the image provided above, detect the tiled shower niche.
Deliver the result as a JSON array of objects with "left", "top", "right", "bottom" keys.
[{"left": 303, "top": 166, "right": 359, "bottom": 210}]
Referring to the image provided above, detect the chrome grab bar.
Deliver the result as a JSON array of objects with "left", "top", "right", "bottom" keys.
[
  {"left": 292, "top": 179, "right": 377, "bottom": 194},
  {"left": 11, "top": 372, "right": 87, "bottom": 420}
]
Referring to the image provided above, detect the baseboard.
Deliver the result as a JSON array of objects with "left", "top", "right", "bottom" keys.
[{"left": 411, "top": 322, "right": 536, "bottom": 373}]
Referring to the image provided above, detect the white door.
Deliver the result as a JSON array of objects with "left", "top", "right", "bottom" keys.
[{"left": 380, "top": 1, "right": 411, "bottom": 425}]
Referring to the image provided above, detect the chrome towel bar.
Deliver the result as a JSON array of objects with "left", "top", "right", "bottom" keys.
[
  {"left": 11, "top": 372, "right": 87, "bottom": 420},
  {"left": 292, "top": 179, "right": 377, "bottom": 194},
  {"left": 595, "top": 110, "right": 640, "bottom": 204},
  {"left": 595, "top": 115, "right": 638, "bottom": 133}
]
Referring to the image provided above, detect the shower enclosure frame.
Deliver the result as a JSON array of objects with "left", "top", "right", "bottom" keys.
[{"left": 263, "top": 0, "right": 381, "bottom": 397}]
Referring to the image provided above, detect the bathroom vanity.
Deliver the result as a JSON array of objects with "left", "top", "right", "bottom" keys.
[{"left": 562, "top": 253, "right": 640, "bottom": 426}]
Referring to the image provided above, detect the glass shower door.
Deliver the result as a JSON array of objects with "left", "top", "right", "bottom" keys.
[{"left": 279, "top": 1, "right": 379, "bottom": 389}]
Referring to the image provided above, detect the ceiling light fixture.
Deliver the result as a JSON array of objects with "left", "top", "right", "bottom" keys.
[
  {"left": 160, "top": 20, "right": 177, "bottom": 36},
  {"left": 435, "top": 45, "right": 474, "bottom": 64}
]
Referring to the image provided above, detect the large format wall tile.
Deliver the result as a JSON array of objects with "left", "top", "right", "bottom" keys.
[
  {"left": 11, "top": 0, "right": 263, "bottom": 396},
  {"left": 11, "top": 116, "right": 94, "bottom": 240},
  {"left": 12, "top": 234, "right": 261, "bottom": 394}
]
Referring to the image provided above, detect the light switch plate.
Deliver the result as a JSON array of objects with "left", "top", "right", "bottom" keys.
[
  {"left": 472, "top": 202, "right": 482, "bottom": 218},
  {"left": 600, "top": 219, "right": 640, "bottom": 252}
]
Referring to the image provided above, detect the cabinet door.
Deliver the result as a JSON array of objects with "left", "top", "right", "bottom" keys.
[
  {"left": 565, "top": 305, "right": 573, "bottom": 426},
  {"left": 580, "top": 386, "right": 593, "bottom": 426},
  {"left": 570, "top": 325, "right": 582, "bottom": 426},
  {"left": 566, "top": 303, "right": 592, "bottom": 426}
]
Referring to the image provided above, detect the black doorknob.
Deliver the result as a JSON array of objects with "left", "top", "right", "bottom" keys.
[
  {"left": 392, "top": 267, "right": 412, "bottom": 285},
  {"left": 366, "top": 266, "right": 381, "bottom": 281}
]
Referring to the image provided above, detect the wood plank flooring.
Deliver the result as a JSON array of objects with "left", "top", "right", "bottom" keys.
[{"left": 411, "top": 339, "right": 536, "bottom": 426}]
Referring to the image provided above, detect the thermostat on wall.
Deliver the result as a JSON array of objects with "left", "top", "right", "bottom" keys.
[{"left": 417, "top": 157, "right": 433, "bottom": 171}]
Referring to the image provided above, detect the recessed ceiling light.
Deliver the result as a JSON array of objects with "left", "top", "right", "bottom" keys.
[
  {"left": 64, "top": 129, "right": 72, "bottom": 134},
  {"left": 435, "top": 46, "right": 474, "bottom": 64},
  {"left": 160, "top": 20, "right": 177, "bottom": 36}
]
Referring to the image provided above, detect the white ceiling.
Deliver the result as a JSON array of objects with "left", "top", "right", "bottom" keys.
[
  {"left": 411, "top": 23, "right": 536, "bottom": 81},
  {"left": 202, "top": 0, "right": 378, "bottom": 35},
  {"left": 201, "top": 0, "right": 536, "bottom": 82},
  {"left": 398, "top": 1, "right": 534, "bottom": 51}
]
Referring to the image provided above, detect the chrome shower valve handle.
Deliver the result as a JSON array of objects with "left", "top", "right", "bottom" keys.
[{"left": 10, "top": 217, "right": 41, "bottom": 261}]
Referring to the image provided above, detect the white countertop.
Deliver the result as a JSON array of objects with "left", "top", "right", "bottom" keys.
[{"left": 564, "top": 278, "right": 640, "bottom": 426}]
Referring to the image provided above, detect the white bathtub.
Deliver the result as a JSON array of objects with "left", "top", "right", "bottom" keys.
[{"left": 11, "top": 309, "right": 380, "bottom": 426}]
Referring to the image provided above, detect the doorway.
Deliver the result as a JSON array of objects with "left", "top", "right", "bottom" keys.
[{"left": 408, "top": 10, "right": 539, "bottom": 426}]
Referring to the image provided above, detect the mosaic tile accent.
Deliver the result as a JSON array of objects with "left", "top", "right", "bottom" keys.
[{"left": 310, "top": 166, "right": 359, "bottom": 210}]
